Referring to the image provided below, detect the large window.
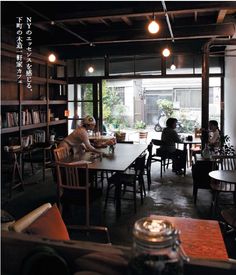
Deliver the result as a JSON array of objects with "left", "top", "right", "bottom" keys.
[
  {"left": 67, "top": 83, "right": 100, "bottom": 134},
  {"left": 102, "top": 77, "right": 221, "bottom": 134}
]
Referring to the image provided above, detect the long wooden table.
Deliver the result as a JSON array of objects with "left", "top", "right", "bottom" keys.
[{"left": 63, "top": 143, "right": 147, "bottom": 216}]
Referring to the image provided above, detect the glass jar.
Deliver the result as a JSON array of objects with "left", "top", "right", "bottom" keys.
[{"left": 128, "top": 216, "right": 188, "bottom": 275}]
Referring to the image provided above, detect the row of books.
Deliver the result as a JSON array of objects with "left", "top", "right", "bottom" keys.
[
  {"left": 21, "top": 130, "right": 46, "bottom": 147},
  {"left": 1, "top": 110, "right": 47, "bottom": 128},
  {"left": 9, "top": 130, "right": 46, "bottom": 148},
  {"left": 22, "top": 109, "right": 47, "bottom": 125}
]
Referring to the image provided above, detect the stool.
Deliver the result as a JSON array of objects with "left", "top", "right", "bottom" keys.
[{"left": 6, "top": 147, "right": 24, "bottom": 198}]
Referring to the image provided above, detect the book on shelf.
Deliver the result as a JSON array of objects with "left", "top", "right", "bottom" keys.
[
  {"left": 33, "top": 130, "right": 46, "bottom": 143},
  {"left": 5, "top": 112, "right": 19, "bottom": 128},
  {"left": 22, "top": 109, "right": 32, "bottom": 126},
  {"left": 39, "top": 111, "right": 47, "bottom": 123},
  {"left": 31, "top": 110, "right": 40, "bottom": 124}
]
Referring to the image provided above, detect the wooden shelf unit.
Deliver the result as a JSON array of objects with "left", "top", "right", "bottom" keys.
[{"left": 1, "top": 43, "right": 68, "bottom": 147}]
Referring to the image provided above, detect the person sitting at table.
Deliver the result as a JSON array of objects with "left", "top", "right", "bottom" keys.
[
  {"left": 208, "top": 120, "right": 221, "bottom": 152},
  {"left": 160, "top": 118, "right": 186, "bottom": 175},
  {"left": 59, "top": 115, "right": 115, "bottom": 155}
]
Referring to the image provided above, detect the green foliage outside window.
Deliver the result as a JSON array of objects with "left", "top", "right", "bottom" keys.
[{"left": 102, "top": 80, "right": 129, "bottom": 129}]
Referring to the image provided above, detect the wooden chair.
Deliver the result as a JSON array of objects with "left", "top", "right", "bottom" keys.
[
  {"left": 144, "top": 142, "right": 153, "bottom": 190},
  {"left": 53, "top": 146, "right": 70, "bottom": 162},
  {"left": 211, "top": 155, "right": 236, "bottom": 217},
  {"left": 150, "top": 139, "right": 173, "bottom": 178},
  {"left": 55, "top": 160, "right": 108, "bottom": 240},
  {"left": 22, "top": 142, "right": 54, "bottom": 182},
  {"left": 192, "top": 158, "right": 214, "bottom": 204},
  {"left": 104, "top": 153, "right": 146, "bottom": 213}
]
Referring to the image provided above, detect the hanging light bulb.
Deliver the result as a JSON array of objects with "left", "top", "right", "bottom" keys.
[
  {"left": 88, "top": 66, "right": 94, "bottom": 73},
  {"left": 170, "top": 56, "right": 176, "bottom": 70},
  {"left": 170, "top": 64, "right": 176, "bottom": 70},
  {"left": 162, "top": 48, "right": 171, "bottom": 57},
  {"left": 148, "top": 14, "right": 159, "bottom": 34},
  {"left": 48, "top": 53, "right": 56, "bottom": 62}
]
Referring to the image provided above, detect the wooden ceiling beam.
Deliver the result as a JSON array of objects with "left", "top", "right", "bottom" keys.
[
  {"left": 40, "top": 23, "right": 235, "bottom": 47},
  {"left": 121, "top": 16, "right": 132, "bottom": 26},
  {"left": 217, "top": 10, "right": 227, "bottom": 23},
  {"left": 194, "top": 11, "right": 198, "bottom": 23},
  {"left": 34, "top": 4, "right": 236, "bottom": 25},
  {"left": 100, "top": 19, "right": 109, "bottom": 26}
]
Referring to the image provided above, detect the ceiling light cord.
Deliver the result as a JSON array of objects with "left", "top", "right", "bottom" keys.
[{"left": 161, "top": 1, "right": 175, "bottom": 43}]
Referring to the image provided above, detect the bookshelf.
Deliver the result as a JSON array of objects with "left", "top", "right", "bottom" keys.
[{"left": 1, "top": 43, "right": 68, "bottom": 148}]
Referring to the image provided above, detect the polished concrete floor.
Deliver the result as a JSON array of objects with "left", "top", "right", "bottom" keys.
[{"left": 2, "top": 161, "right": 236, "bottom": 258}]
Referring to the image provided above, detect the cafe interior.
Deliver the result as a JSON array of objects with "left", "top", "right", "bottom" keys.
[{"left": 1, "top": 1, "right": 236, "bottom": 274}]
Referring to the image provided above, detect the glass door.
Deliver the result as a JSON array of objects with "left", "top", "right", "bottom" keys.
[{"left": 67, "top": 80, "right": 102, "bottom": 134}]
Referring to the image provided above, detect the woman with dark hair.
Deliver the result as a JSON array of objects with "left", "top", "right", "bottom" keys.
[
  {"left": 161, "top": 118, "right": 186, "bottom": 175},
  {"left": 208, "top": 120, "right": 220, "bottom": 151}
]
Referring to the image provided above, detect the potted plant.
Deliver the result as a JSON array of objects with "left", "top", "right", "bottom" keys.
[
  {"left": 218, "top": 134, "right": 235, "bottom": 156},
  {"left": 134, "top": 120, "right": 146, "bottom": 131},
  {"left": 134, "top": 120, "right": 148, "bottom": 141}
]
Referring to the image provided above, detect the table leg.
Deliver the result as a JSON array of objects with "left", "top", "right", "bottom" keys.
[
  {"left": 9, "top": 152, "right": 24, "bottom": 198},
  {"left": 115, "top": 175, "right": 122, "bottom": 217}
]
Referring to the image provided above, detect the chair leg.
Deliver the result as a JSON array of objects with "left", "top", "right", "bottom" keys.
[
  {"left": 104, "top": 183, "right": 110, "bottom": 209},
  {"left": 104, "top": 181, "right": 114, "bottom": 209},
  {"left": 147, "top": 170, "right": 151, "bottom": 191},
  {"left": 141, "top": 176, "right": 146, "bottom": 197},
  {"left": 193, "top": 186, "right": 198, "bottom": 204},
  {"left": 212, "top": 191, "right": 219, "bottom": 218},
  {"left": 160, "top": 161, "right": 163, "bottom": 178},
  {"left": 133, "top": 181, "right": 137, "bottom": 212},
  {"left": 29, "top": 152, "right": 34, "bottom": 175}
]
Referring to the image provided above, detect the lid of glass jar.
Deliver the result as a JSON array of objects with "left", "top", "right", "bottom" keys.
[{"left": 133, "top": 216, "right": 179, "bottom": 247}]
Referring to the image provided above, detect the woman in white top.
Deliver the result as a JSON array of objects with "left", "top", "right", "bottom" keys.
[
  {"left": 208, "top": 120, "right": 220, "bottom": 151},
  {"left": 59, "top": 115, "right": 115, "bottom": 155}
]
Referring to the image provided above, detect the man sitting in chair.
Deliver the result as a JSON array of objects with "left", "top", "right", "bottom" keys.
[{"left": 161, "top": 118, "right": 186, "bottom": 175}]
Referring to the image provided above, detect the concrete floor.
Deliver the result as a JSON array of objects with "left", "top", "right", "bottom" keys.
[{"left": 2, "top": 161, "right": 236, "bottom": 258}]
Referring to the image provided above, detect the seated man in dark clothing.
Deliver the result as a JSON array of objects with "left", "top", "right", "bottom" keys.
[{"left": 161, "top": 118, "right": 186, "bottom": 175}]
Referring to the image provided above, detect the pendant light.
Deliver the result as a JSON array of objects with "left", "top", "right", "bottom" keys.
[
  {"left": 148, "top": 13, "right": 159, "bottom": 34},
  {"left": 170, "top": 56, "right": 176, "bottom": 70},
  {"left": 88, "top": 66, "right": 94, "bottom": 73},
  {"left": 162, "top": 48, "right": 170, "bottom": 57},
  {"left": 48, "top": 53, "right": 56, "bottom": 63}
]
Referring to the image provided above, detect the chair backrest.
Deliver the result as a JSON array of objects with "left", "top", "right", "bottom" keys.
[
  {"left": 54, "top": 147, "right": 70, "bottom": 162},
  {"left": 213, "top": 155, "right": 236, "bottom": 170},
  {"left": 134, "top": 153, "right": 147, "bottom": 176},
  {"left": 9, "top": 203, "right": 52, "bottom": 233},
  {"left": 55, "top": 161, "right": 90, "bottom": 227},
  {"left": 56, "top": 161, "right": 89, "bottom": 191},
  {"left": 151, "top": 139, "right": 163, "bottom": 147},
  {"left": 146, "top": 142, "right": 153, "bottom": 164}
]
